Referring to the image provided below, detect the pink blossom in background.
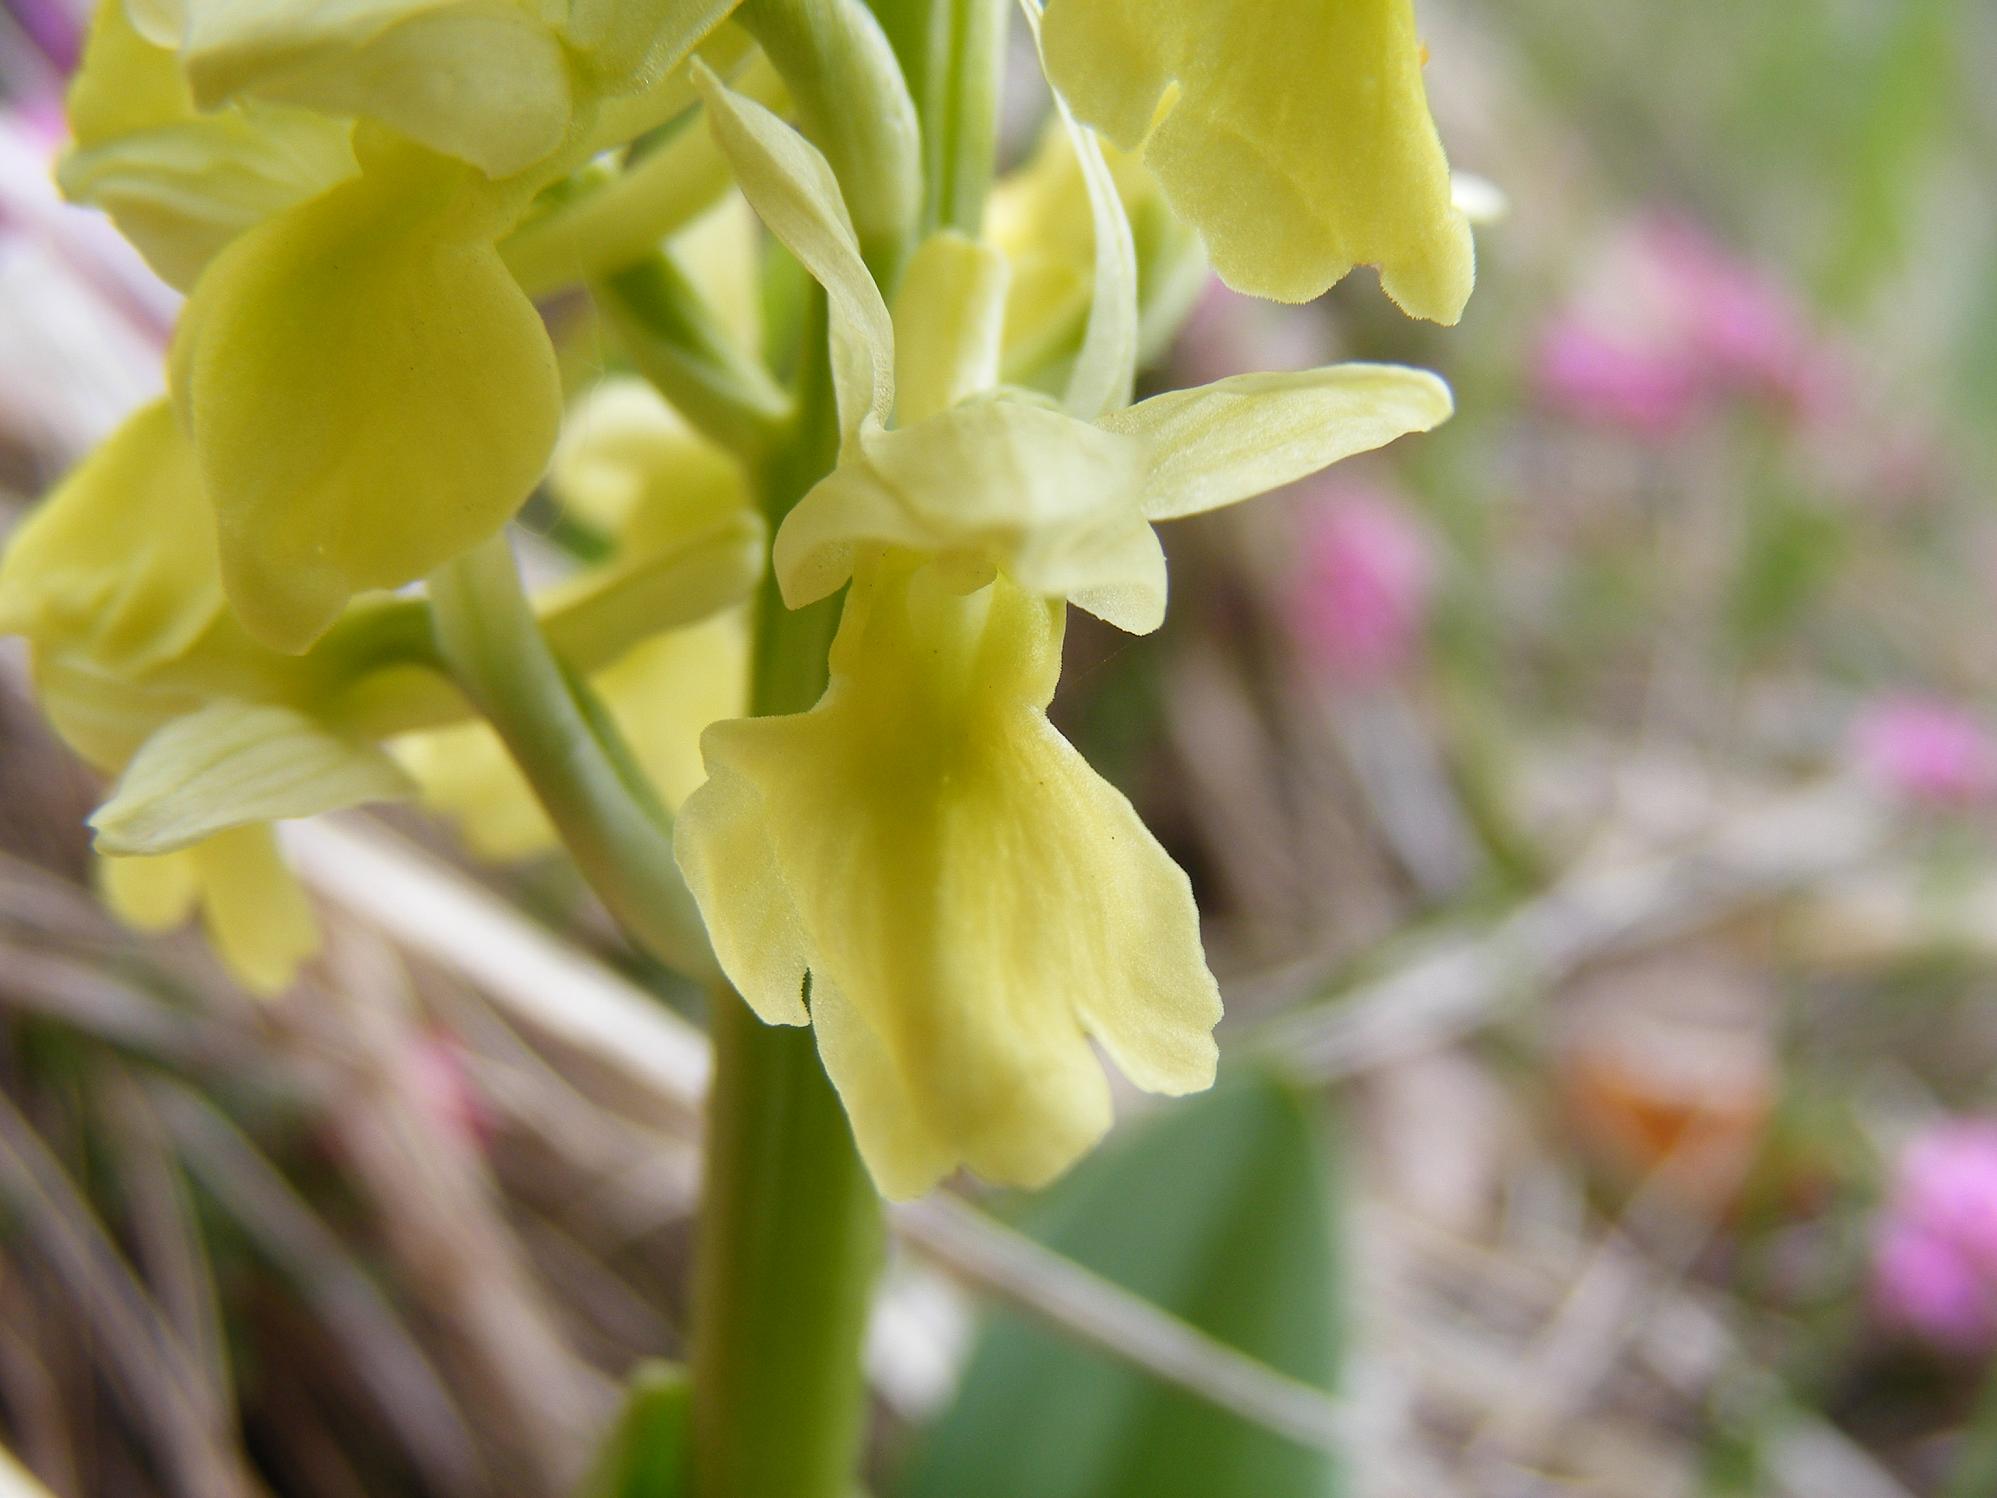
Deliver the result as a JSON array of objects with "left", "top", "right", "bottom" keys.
[
  {"left": 1644, "top": 216, "right": 1821, "bottom": 407},
  {"left": 1852, "top": 696, "right": 1997, "bottom": 807},
  {"left": 1288, "top": 488, "right": 1437, "bottom": 684},
  {"left": 1174, "top": 274, "right": 1324, "bottom": 389},
  {"left": 1534, "top": 212, "right": 1836, "bottom": 433},
  {"left": 1872, "top": 1122, "right": 1997, "bottom": 1350},
  {"left": 1534, "top": 316, "right": 1704, "bottom": 437},
  {"left": 1, "top": 0, "right": 85, "bottom": 83},
  {"left": 405, "top": 1030, "right": 494, "bottom": 1154}
]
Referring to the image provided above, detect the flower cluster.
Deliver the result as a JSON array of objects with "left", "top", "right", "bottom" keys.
[{"left": 3, "top": 0, "right": 1475, "bottom": 1196}]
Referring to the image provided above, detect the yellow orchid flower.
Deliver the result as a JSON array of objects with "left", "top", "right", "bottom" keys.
[
  {"left": 0, "top": 403, "right": 418, "bottom": 992},
  {"left": 158, "top": 0, "right": 740, "bottom": 178},
  {"left": 1039, "top": 0, "right": 1475, "bottom": 322},
  {"left": 64, "top": 0, "right": 747, "bottom": 655},
  {"left": 60, "top": 0, "right": 358, "bottom": 291},
  {"left": 2, "top": 383, "right": 758, "bottom": 988},
  {"left": 677, "top": 74, "right": 1457, "bottom": 1195},
  {"left": 677, "top": 554, "right": 1220, "bottom": 1197}
]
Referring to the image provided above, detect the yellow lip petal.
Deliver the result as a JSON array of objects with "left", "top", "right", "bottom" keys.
[{"left": 675, "top": 560, "right": 1220, "bottom": 1198}]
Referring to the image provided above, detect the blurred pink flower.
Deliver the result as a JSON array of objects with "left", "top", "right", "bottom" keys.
[
  {"left": 12, "top": 0, "right": 84, "bottom": 66},
  {"left": 1288, "top": 488, "right": 1436, "bottom": 684},
  {"left": 1853, "top": 696, "right": 1997, "bottom": 807},
  {"left": 1534, "top": 213, "right": 1834, "bottom": 433},
  {"left": 405, "top": 1030, "right": 494, "bottom": 1154},
  {"left": 1534, "top": 317, "right": 1703, "bottom": 437},
  {"left": 1175, "top": 274, "right": 1324, "bottom": 389},
  {"left": 1645, "top": 217, "right": 1821, "bottom": 405},
  {"left": 1873, "top": 1122, "right": 1997, "bottom": 1349}
]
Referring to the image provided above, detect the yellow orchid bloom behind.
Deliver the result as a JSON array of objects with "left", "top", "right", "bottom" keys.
[
  {"left": 1040, "top": 0, "right": 1475, "bottom": 322},
  {"left": 57, "top": 0, "right": 747, "bottom": 656},
  {"left": 0, "top": 404, "right": 336, "bottom": 992},
  {"left": 674, "top": 75, "right": 1455, "bottom": 1196}
]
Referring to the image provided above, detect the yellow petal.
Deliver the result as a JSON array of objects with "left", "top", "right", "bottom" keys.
[
  {"left": 0, "top": 402, "right": 225, "bottom": 674},
  {"left": 190, "top": 824, "right": 319, "bottom": 994},
  {"left": 180, "top": 0, "right": 572, "bottom": 178},
  {"left": 1099, "top": 364, "right": 1455, "bottom": 521},
  {"left": 96, "top": 847, "right": 200, "bottom": 932},
  {"left": 175, "top": 140, "right": 561, "bottom": 651},
  {"left": 1041, "top": 0, "right": 1474, "bottom": 321},
  {"left": 675, "top": 559, "right": 1220, "bottom": 1198},
  {"left": 60, "top": 0, "right": 356, "bottom": 289},
  {"left": 774, "top": 397, "right": 1166, "bottom": 634},
  {"left": 559, "top": 0, "right": 742, "bottom": 85},
  {"left": 98, "top": 826, "right": 321, "bottom": 994}
]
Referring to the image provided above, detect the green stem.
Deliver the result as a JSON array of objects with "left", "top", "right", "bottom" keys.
[
  {"left": 428, "top": 533, "right": 718, "bottom": 981},
  {"left": 870, "top": 0, "right": 1007, "bottom": 235},
  {"left": 691, "top": 302, "right": 883, "bottom": 1498},
  {"left": 737, "top": 0, "right": 922, "bottom": 279}
]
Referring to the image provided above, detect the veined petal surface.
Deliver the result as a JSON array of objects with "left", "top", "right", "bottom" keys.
[{"left": 675, "top": 560, "right": 1220, "bottom": 1198}]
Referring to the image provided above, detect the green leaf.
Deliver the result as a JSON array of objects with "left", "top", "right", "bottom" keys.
[
  {"left": 899, "top": 1072, "right": 1344, "bottom": 1498},
  {"left": 576, "top": 1363, "right": 692, "bottom": 1498},
  {"left": 92, "top": 701, "right": 415, "bottom": 856}
]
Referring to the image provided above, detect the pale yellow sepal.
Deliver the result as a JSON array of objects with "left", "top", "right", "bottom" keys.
[
  {"left": 98, "top": 825, "right": 320, "bottom": 995},
  {"left": 92, "top": 700, "right": 415, "bottom": 856},
  {"left": 1040, "top": 0, "right": 1475, "bottom": 322},
  {"left": 675, "top": 558, "right": 1220, "bottom": 1198},
  {"left": 1017, "top": 0, "right": 1137, "bottom": 418},
  {"left": 60, "top": 0, "right": 356, "bottom": 290},
  {"left": 1101, "top": 365, "right": 1456, "bottom": 521},
  {"left": 691, "top": 61, "right": 893, "bottom": 438},
  {"left": 559, "top": 0, "right": 744, "bottom": 86},
  {"left": 174, "top": 139, "right": 562, "bottom": 652},
  {"left": 985, "top": 123, "right": 1203, "bottom": 388}
]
